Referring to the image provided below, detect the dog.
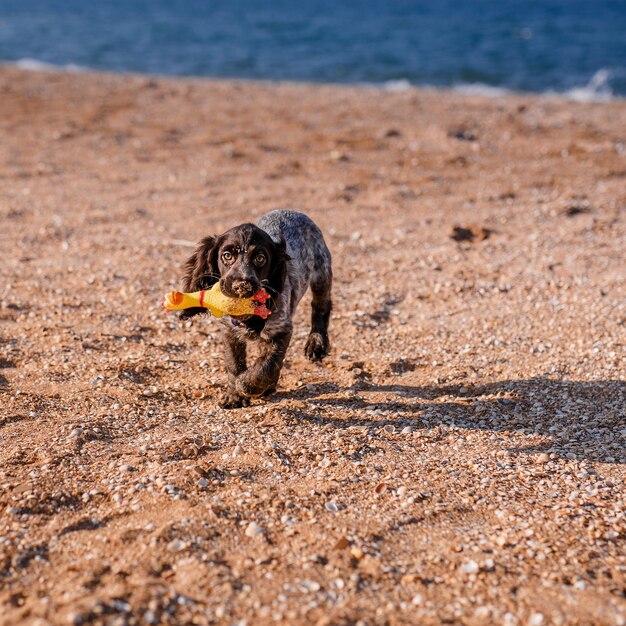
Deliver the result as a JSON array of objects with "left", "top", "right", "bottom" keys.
[{"left": 180, "top": 210, "right": 332, "bottom": 408}]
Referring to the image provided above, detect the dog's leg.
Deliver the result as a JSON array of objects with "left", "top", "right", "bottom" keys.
[
  {"left": 236, "top": 326, "right": 293, "bottom": 398},
  {"left": 219, "top": 330, "right": 249, "bottom": 409},
  {"left": 305, "top": 267, "right": 332, "bottom": 361}
]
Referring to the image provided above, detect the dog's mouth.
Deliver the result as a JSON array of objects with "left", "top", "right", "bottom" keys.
[{"left": 219, "top": 279, "right": 259, "bottom": 300}]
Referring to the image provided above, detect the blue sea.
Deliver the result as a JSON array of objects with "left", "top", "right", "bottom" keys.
[{"left": 1, "top": 0, "right": 625, "bottom": 100}]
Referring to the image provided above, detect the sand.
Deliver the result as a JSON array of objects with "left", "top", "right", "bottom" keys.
[{"left": 0, "top": 67, "right": 625, "bottom": 625}]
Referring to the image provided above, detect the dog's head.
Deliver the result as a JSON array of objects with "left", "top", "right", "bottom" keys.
[{"left": 181, "top": 223, "right": 289, "bottom": 319}]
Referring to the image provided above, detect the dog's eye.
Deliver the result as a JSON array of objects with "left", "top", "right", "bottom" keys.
[
  {"left": 222, "top": 251, "right": 234, "bottom": 262},
  {"left": 254, "top": 253, "right": 266, "bottom": 267}
]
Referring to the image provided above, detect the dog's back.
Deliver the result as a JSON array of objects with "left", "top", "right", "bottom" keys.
[{"left": 256, "top": 210, "right": 332, "bottom": 314}]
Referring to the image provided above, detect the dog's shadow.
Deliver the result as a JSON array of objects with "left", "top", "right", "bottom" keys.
[{"left": 271, "top": 377, "right": 625, "bottom": 465}]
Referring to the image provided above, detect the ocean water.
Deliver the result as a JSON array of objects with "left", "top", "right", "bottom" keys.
[{"left": 1, "top": 0, "right": 625, "bottom": 100}]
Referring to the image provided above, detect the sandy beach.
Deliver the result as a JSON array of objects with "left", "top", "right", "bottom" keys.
[{"left": 0, "top": 67, "right": 625, "bottom": 625}]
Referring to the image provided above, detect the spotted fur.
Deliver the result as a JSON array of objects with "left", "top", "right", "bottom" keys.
[{"left": 181, "top": 210, "right": 332, "bottom": 408}]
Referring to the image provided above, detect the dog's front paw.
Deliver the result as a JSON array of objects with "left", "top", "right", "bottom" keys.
[
  {"left": 305, "top": 331, "right": 329, "bottom": 361},
  {"left": 235, "top": 374, "right": 268, "bottom": 398},
  {"left": 219, "top": 391, "right": 251, "bottom": 410}
]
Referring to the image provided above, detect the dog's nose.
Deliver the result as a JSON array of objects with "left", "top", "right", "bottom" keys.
[{"left": 232, "top": 280, "right": 254, "bottom": 297}]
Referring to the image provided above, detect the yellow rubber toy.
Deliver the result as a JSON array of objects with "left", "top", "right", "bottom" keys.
[{"left": 162, "top": 283, "right": 271, "bottom": 319}]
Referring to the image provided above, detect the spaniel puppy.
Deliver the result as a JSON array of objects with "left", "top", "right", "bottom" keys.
[{"left": 181, "top": 210, "right": 332, "bottom": 408}]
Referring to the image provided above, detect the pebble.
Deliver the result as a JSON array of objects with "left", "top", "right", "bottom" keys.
[
  {"left": 143, "top": 611, "right": 158, "bottom": 625},
  {"left": 411, "top": 594, "right": 423, "bottom": 605},
  {"left": 167, "top": 539, "right": 186, "bottom": 552},
  {"left": 300, "top": 580, "right": 321, "bottom": 593},
  {"left": 528, "top": 613, "right": 544, "bottom": 626},
  {"left": 536, "top": 453, "right": 550, "bottom": 464},
  {"left": 459, "top": 560, "right": 479, "bottom": 574},
  {"left": 245, "top": 521, "right": 263, "bottom": 538},
  {"left": 503, "top": 613, "right": 517, "bottom": 626},
  {"left": 401, "top": 426, "right": 413, "bottom": 434},
  {"left": 350, "top": 547, "right": 364, "bottom": 560},
  {"left": 70, "top": 428, "right": 84, "bottom": 437},
  {"left": 325, "top": 500, "right": 339, "bottom": 512}
]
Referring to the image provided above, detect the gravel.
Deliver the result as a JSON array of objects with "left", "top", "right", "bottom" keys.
[{"left": 0, "top": 67, "right": 624, "bottom": 626}]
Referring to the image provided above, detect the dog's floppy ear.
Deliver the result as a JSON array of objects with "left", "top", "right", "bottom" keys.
[
  {"left": 266, "top": 236, "right": 290, "bottom": 296},
  {"left": 180, "top": 235, "right": 221, "bottom": 319}
]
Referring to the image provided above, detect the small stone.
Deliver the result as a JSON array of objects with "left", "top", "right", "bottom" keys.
[
  {"left": 319, "top": 457, "right": 331, "bottom": 468},
  {"left": 301, "top": 580, "right": 321, "bottom": 593},
  {"left": 167, "top": 539, "right": 186, "bottom": 552},
  {"left": 197, "top": 478, "right": 208, "bottom": 488},
  {"left": 350, "top": 547, "right": 364, "bottom": 560},
  {"left": 142, "top": 389, "right": 153, "bottom": 397},
  {"left": 397, "top": 486, "right": 407, "bottom": 497},
  {"left": 401, "top": 426, "right": 413, "bottom": 434},
  {"left": 536, "top": 453, "right": 550, "bottom": 464},
  {"left": 233, "top": 444, "right": 244, "bottom": 457},
  {"left": 245, "top": 521, "right": 263, "bottom": 538},
  {"left": 325, "top": 500, "right": 339, "bottom": 512},
  {"left": 334, "top": 537, "right": 350, "bottom": 550},
  {"left": 143, "top": 610, "right": 158, "bottom": 625},
  {"left": 330, "top": 150, "right": 349, "bottom": 161},
  {"left": 70, "top": 428, "right": 84, "bottom": 437},
  {"left": 528, "top": 614, "right": 544, "bottom": 626},
  {"left": 459, "top": 560, "right": 479, "bottom": 574},
  {"left": 411, "top": 594, "right": 423, "bottom": 606},
  {"left": 503, "top": 613, "right": 517, "bottom": 626}
]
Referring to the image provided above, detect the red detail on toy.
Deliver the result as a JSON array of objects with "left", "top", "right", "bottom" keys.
[
  {"left": 251, "top": 288, "right": 271, "bottom": 318},
  {"left": 253, "top": 305, "right": 271, "bottom": 319},
  {"left": 252, "top": 288, "right": 270, "bottom": 305}
]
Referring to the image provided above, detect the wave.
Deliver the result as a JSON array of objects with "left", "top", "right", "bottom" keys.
[
  {"left": 11, "top": 58, "right": 87, "bottom": 73},
  {"left": 451, "top": 82, "right": 513, "bottom": 98},
  {"left": 455, "top": 68, "right": 623, "bottom": 103},
  {"left": 383, "top": 68, "right": 624, "bottom": 103},
  {"left": 382, "top": 79, "right": 413, "bottom": 93},
  {"left": 559, "top": 68, "right": 619, "bottom": 103}
]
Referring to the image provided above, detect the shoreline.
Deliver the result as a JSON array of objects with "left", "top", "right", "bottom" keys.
[{"left": 4, "top": 60, "right": 623, "bottom": 104}]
